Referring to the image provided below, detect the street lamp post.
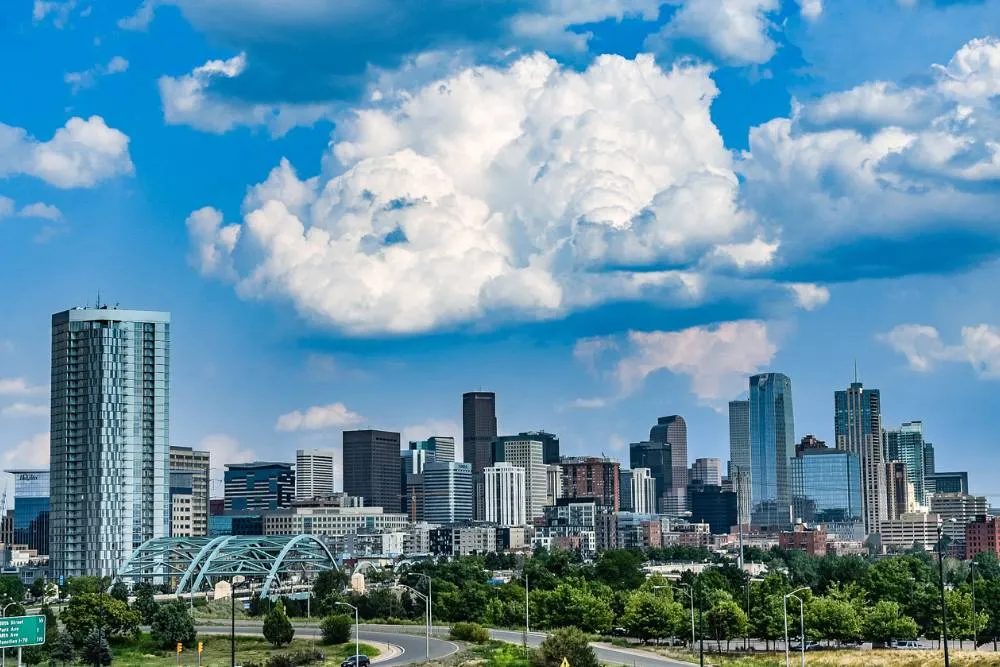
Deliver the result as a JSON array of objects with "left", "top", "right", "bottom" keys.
[
  {"left": 335, "top": 601, "right": 360, "bottom": 667},
  {"left": 789, "top": 592, "right": 806, "bottom": 667},
  {"left": 230, "top": 576, "right": 246, "bottom": 667},
  {"left": 396, "top": 585, "right": 430, "bottom": 661},
  {"left": 523, "top": 570, "right": 529, "bottom": 658},
  {"left": 783, "top": 587, "right": 808, "bottom": 667},
  {"left": 971, "top": 560, "right": 978, "bottom": 651},
  {"left": 938, "top": 524, "right": 950, "bottom": 667},
  {"left": 409, "top": 574, "right": 433, "bottom": 634}
]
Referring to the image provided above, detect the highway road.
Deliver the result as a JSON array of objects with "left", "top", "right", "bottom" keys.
[{"left": 194, "top": 624, "right": 461, "bottom": 666}]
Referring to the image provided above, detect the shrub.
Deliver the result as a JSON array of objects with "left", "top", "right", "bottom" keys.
[
  {"left": 321, "top": 614, "right": 353, "bottom": 645},
  {"left": 532, "top": 627, "right": 598, "bottom": 667},
  {"left": 450, "top": 622, "right": 490, "bottom": 643}
]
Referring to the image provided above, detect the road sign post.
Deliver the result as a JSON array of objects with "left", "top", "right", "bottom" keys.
[
  {"left": 198, "top": 642, "right": 203, "bottom": 667},
  {"left": 0, "top": 616, "right": 46, "bottom": 649},
  {"left": 177, "top": 642, "right": 183, "bottom": 667}
]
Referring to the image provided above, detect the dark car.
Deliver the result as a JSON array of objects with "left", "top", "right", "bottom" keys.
[{"left": 341, "top": 656, "right": 370, "bottom": 667}]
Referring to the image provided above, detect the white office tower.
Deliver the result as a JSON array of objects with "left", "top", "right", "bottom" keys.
[
  {"left": 546, "top": 464, "right": 563, "bottom": 506},
  {"left": 485, "top": 463, "right": 526, "bottom": 527},
  {"left": 495, "top": 437, "right": 547, "bottom": 520},
  {"left": 296, "top": 449, "right": 336, "bottom": 499},
  {"left": 50, "top": 306, "right": 170, "bottom": 578},
  {"left": 630, "top": 467, "right": 658, "bottom": 515}
]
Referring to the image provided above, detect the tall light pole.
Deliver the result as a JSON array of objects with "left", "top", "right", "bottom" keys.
[
  {"left": 938, "top": 524, "right": 950, "bottom": 667},
  {"left": 230, "top": 575, "right": 246, "bottom": 667},
  {"left": 971, "top": 560, "right": 978, "bottom": 651},
  {"left": 783, "top": 587, "right": 808, "bottom": 667},
  {"left": 396, "top": 585, "right": 430, "bottom": 661},
  {"left": 789, "top": 591, "right": 806, "bottom": 667},
  {"left": 335, "top": 601, "right": 360, "bottom": 667},
  {"left": 409, "top": 574, "right": 433, "bottom": 633},
  {"left": 523, "top": 570, "right": 529, "bottom": 658}
]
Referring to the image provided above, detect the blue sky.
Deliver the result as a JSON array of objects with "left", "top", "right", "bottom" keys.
[{"left": 2, "top": 0, "right": 1000, "bottom": 500}]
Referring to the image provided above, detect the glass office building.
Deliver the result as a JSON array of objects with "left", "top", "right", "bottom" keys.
[
  {"left": 791, "top": 449, "right": 863, "bottom": 535},
  {"left": 885, "top": 421, "right": 926, "bottom": 505},
  {"left": 749, "top": 373, "right": 795, "bottom": 526},
  {"left": 50, "top": 307, "right": 170, "bottom": 579},
  {"left": 6, "top": 469, "right": 50, "bottom": 555}
]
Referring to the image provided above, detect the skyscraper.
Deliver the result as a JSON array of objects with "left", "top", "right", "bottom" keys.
[
  {"left": 295, "top": 449, "right": 336, "bottom": 499},
  {"left": 923, "top": 442, "right": 936, "bottom": 476},
  {"left": 791, "top": 449, "right": 863, "bottom": 537},
  {"left": 630, "top": 441, "right": 672, "bottom": 513},
  {"left": 628, "top": 467, "right": 658, "bottom": 515},
  {"left": 343, "top": 430, "right": 402, "bottom": 512},
  {"left": 749, "top": 373, "right": 795, "bottom": 527},
  {"left": 428, "top": 436, "right": 456, "bottom": 463},
  {"left": 517, "top": 431, "right": 560, "bottom": 464},
  {"left": 462, "top": 392, "right": 497, "bottom": 474},
  {"left": 169, "top": 446, "right": 210, "bottom": 536},
  {"left": 424, "top": 461, "right": 472, "bottom": 524},
  {"left": 493, "top": 436, "right": 547, "bottom": 519},
  {"left": 690, "top": 458, "right": 723, "bottom": 487},
  {"left": 885, "top": 421, "right": 926, "bottom": 505},
  {"left": 401, "top": 440, "right": 437, "bottom": 519},
  {"left": 834, "top": 381, "right": 886, "bottom": 534},
  {"left": 560, "top": 456, "right": 621, "bottom": 511},
  {"left": 5, "top": 469, "right": 50, "bottom": 555},
  {"left": 650, "top": 415, "right": 688, "bottom": 512},
  {"left": 224, "top": 462, "right": 294, "bottom": 512},
  {"left": 484, "top": 463, "right": 526, "bottom": 527},
  {"left": 728, "top": 400, "right": 751, "bottom": 527},
  {"left": 50, "top": 306, "right": 170, "bottom": 578}
]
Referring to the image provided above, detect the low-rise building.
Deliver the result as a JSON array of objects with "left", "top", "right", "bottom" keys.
[
  {"left": 430, "top": 524, "right": 497, "bottom": 556},
  {"left": 779, "top": 522, "right": 828, "bottom": 556},
  {"left": 616, "top": 513, "right": 662, "bottom": 550},
  {"left": 966, "top": 515, "right": 1000, "bottom": 560},
  {"left": 262, "top": 505, "right": 409, "bottom": 537},
  {"left": 880, "top": 511, "right": 941, "bottom": 552},
  {"left": 931, "top": 493, "right": 989, "bottom": 555}
]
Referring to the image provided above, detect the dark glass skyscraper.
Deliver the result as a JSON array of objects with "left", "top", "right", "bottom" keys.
[
  {"left": 50, "top": 306, "right": 170, "bottom": 578},
  {"left": 885, "top": 421, "right": 926, "bottom": 505},
  {"left": 6, "top": 469, "right": 50, "bottom": 555},
  {"left": 834, "top": 381, "right": 885, "bottom": 534},
  {"left": 223, "top": 462, "right": 294, "bottom": 512},
  {"left": 728, "top": 400, "right": 751, "bottom": 526},
  {"left": 749, "top": 373, "right": 795, "bottom": 527},
  {"left": 650, "top": 415, "right": 687, "bottom": 511},
  {"left": 462, "top": 392, "right": 497, "bottom": 474},
  {"left": 343, "top": 429, "right": 402, "bottom": 512},
  {"left": 791, "top": 449, "right": 863, "bottom": 536}
]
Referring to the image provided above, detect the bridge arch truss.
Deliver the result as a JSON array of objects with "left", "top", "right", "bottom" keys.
[{"left": 115, "top": 535, "right": 339, "bottom": 599}]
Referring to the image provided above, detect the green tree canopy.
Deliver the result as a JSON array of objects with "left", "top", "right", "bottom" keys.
[
  {"left": 532, "top": 627, "right": 598, "bottom": 667},
  {"left": 862, "top": 601, "right": 919, "bottom": 644},
  {"left": 0, "top": 576, "right": 25, "bottom": 603},
  {"left": 620, "top": 590, "right": 682, "bottom": 643},
  {"left": 60, "top": 593, "right": 141, "bottom": 643},
  {"left": 79, "top": 629, "right": 112, "bottom": 667},
  {"left": 805, "top": 597, "right": 861, "bottom": 645},
  {"left": 150, "top": 600, "right": 197, "bottom": 650},
  {"left": 320, "top": 614, "right": 353, "bottom": 645},
  {"left": 705, "top": 599, "right": 748, "bottom": 651},
  {"left": 262, "top": 600, "right": 295, "bottom": 647},
  {"left": 49, "top": 632, "right": 76, "bottom": 667}
]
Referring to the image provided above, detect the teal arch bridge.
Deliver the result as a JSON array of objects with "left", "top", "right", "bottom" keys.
[{"left": 114, "top": 535, "right": 339, "bottom": 599}]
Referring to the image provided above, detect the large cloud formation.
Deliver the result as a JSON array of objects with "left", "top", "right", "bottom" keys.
[
  {"left": 189, "top": 53, "right": 803, "bottom": 334},
  {"left": 740, "top": 36, "right": 1000, "bottom": 279}
]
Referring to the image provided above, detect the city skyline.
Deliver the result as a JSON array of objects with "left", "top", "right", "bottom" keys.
[{"left": 4, "top": 2, "right": 1000, "bottom": 508}]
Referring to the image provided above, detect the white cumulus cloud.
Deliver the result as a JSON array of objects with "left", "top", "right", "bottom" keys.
[
  {"left": 0, "top": 378, "right": 47, "bottom": 396},
  {"left": 18, "top": 202, "right": 63, "bottom": 221},
  {"left": 580, "top": 320, "right": 778, "bottom": 403},
  {"left": 788, "top": 283, "right": 830, "bottom": 310},
  {"left": 188, "top": 53, "right": 792, "bottom": 335},
  {"left": 0, "top": 116, "right": 133, "bottom": 189},
  {"left": 1, "top": 432, "right": 50, "bottom": 467},
  {"left": 400, "top": 419, "right": 461, "bottom": 447},
  {"left": 0, "top": 403, "right": 48, "bottom": 418},
  {"left": 646, "top": 0, "right": 781, "bottom": 66},
  {"left": 159, "top": 54, "right": 336, "bottom": 137},
  {"left": 65, "top": 56, "right": 129, "bottom": 94},
  {"left": 275, "top": 403, "right": 365, "bottom": 432},
  {"left": 880, "top": 323, "right": 1000, "bottom": 377}
]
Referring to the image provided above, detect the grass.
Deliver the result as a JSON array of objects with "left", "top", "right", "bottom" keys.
[
  {"left": 109, "top": 633, "right": 379, "bottom": 667},
  {"left": 649, "top": 646, "right": 1000, "bottom": 666}
]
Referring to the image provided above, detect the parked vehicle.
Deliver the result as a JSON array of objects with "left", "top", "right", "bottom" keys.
[{"left": 341, "top": 656, "right": 371, "bottom": 667}]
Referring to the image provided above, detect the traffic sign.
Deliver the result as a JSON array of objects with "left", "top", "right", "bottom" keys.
[
  {"left": 0, "top": 615, "right": 46, "bottom": 648},
  {"left": 198, "top": 642, "right": 203, "bottom": 654},
  {"left": 177, "top": 643, "right": 183, "bottom": 654},
  {"left": 559, "top": 658, "right": 570, "bottom": 667}
]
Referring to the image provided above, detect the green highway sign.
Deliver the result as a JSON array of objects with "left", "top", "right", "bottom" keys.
[{"left": 0, "top": 615, "right": 46, "bottom": 648}]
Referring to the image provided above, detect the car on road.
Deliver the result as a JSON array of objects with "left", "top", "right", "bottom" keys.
[
  {"left": 341, "top": 655, "right": 370, "bottom": 667},
  {"left": 789, "top": 642, "right": 822, "bottom": 651}
]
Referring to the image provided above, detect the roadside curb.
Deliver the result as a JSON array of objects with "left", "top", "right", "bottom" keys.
[{"left": 370, "top": 641, "right": 402, "bottom": 664}]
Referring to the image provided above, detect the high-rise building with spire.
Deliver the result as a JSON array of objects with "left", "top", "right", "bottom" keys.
[
  {"left": 728, "top": 400, "right": 751, "bottom": 527},
  {"left": 834, "top": 378, "right": 886, "bottom": 535}
]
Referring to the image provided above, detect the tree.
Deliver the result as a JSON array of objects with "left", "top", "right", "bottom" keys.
[
  {"left": 132, "top": 583, "right": 160, "bottom": 625},
  {"left": 65, "top": 577, "right": 103, "bottom": 599},
  {"left": 532, "top": 627, "right": 598, "bottom": 667},
  {"left": 60, "top": 593, "right": 141, "bottom": 643},
  {"left": 805, "top": 597, "right": 860, "bottom": 645},
  {"left": 862, "top": 601, "right": 919, "bottom": 645},
  {"left": 109, "top": 582, "right": 129, "bottom": 603},
  {"left": 593, "top": 550, "right": 646, "bottom": 591},
  {"left": 313, "top": 570, "right": 350, "bottom": 615},
  {"left": 48, "top": 632, "right": 75, "bottom": 667},
  {"left": 30, "top": 578, "right": 47, "bottom": 600},
  {"left": 320, "top": 614, "right": 353, "bottom": 645},
  {"left": 262, "top": 600, "right": 295, "bottom": 647},
  {"left": 80, "top": 629, "right": 112, "bottom": 667},
  {"left": 531, "top": 581, "right": 614, "bottom": 634},
  {"left": 705, "top": 600, "right": 748, "bottom": 651},
  {"left": 620, "top": 591, "right": 681, "bottom": 643},
  {"left": 150, "top": 601, "right": 197, "bottom": 650},
  {"left": 0, "top": 576, "right": 25, "bottom": 603}
]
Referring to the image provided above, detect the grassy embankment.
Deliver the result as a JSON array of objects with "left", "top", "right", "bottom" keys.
[{"left": 650, "top": 647, "right": 1000, "bottom": 666}]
